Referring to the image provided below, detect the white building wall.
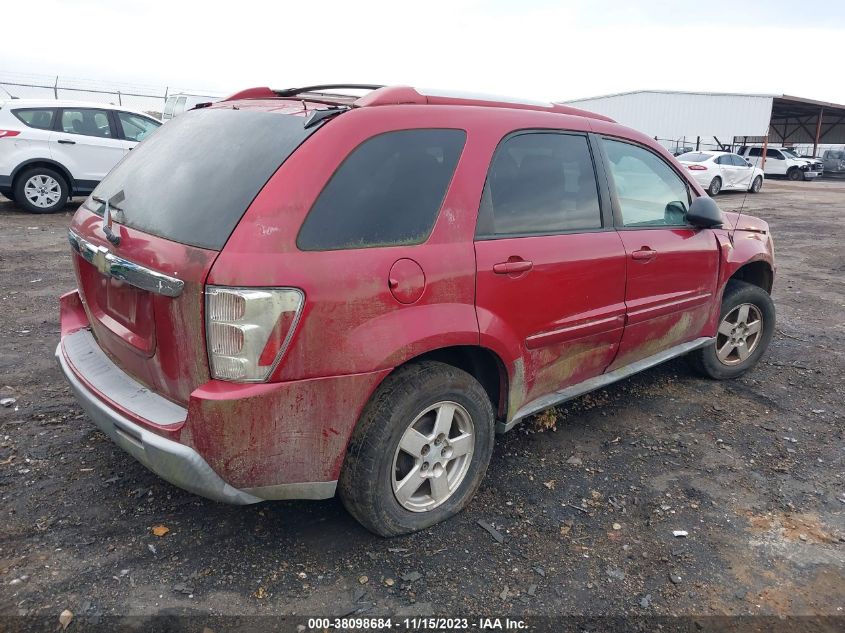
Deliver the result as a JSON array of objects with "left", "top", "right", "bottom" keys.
[{"left": 561, "top": 91, "right": 774, "bottom": 144}]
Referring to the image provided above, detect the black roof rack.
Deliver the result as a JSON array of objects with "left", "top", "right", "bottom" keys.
[{"left": 273, "top": 84, "right": 385, "bottom": 98}]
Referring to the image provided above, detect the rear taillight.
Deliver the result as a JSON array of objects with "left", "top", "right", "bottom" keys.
[
  {"left": 687, "top": 165, "right": 707, "bottom": 171},
  {"left": 0, "top": 130, "right": 21, "bottom": 138},
  {"left": 206, "top": 286, "right": 304, "bottom": 382}
]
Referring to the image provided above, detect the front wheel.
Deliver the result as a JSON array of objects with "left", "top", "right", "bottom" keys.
[
  {"left": 708, "top": 177, "right": 722, "bottom": 196},
  {"left": 787, "top": 167, "right": 802, "bottom": 181},
  {"left": 749, "top": 176, "right": 763, "bottom": 193},
  {"left": 339, "top": 361, "right": 495, "bottom": 537},
  {"left": 689, "top": 280, "right": 775, "bottom": 380}
]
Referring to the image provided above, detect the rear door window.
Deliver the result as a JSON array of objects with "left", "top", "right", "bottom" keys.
[
  {"left": 85, "top": 108, "right": 316, "bottom": 250},
  {"left": 297, "top": 129, "right": 466, "bottom": 250},
  {"left": 163, "top": 96, "right": 176, "bottom": 119},
  {"left": 476, "top": 132, "right": 602, "bottom": 237},
  {"left": 12, "top": 108, "right": 57, "bottom": 130}
]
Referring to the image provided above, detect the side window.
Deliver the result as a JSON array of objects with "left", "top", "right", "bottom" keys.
[
  {"left": 12, "top": 108, "right": 56, "bottom": 130},
  {"left": 768, "top": 149, "right": 784, "bottom": 160},
  {"left": 749, "top": 148, "right": 762, "bottom": 157},
  {"left": 476, "top": 132, "right": 602, "bottom": 237},
  {"left": 60, "top": 109, "right": 113, "bottom": 138},
  {"left": 603, "top": 138, "right": 691, "bottom": 227},
  {"left": 117, "top": 112, "right": 161, "bottom": 142},
  {"left": 297, "top": 129, "right": 466, "bottom": 251},
  {"left": 730, "top": 155, "right": 749, "bottom": 167},
  {"left": 714, "top": 155, "right": 730, "bottom": 165},
  {"left": 175, "top": 96, "right": 187, "bottom": 115}
]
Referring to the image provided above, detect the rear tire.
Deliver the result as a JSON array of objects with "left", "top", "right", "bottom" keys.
[
  {"left": 708, "top": 177, "right": 722, "bottom": 196},
  {"left": 689, "top": 280, "right": 775, "bottom": 380},
  {"left": 749, "top": 176, "right": 763, "bottom": 193},
  {"left": 339, "top": 361, "right": 495, "bottom": 537},
  {"left": 13, "top": 167, "right": 69, "bottom": 214}
]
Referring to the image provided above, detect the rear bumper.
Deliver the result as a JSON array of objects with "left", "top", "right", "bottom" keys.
[{"left": 56, "top": 337, "right": 263, "bottom": 504}]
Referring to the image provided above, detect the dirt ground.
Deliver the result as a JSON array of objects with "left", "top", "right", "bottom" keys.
[{"left": 0, "top": 179, "right": 843, "bottom": 627}]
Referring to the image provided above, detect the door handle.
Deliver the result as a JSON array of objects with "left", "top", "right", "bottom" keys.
[
  {"left": 57, "top": 139, "right": 76, "bottom": 145},
  {"left": 631, "top": 248, "right": 657, "bottom": 261},
  {"left": 493, "top": 259, "right": 534, "bottom": 274}
]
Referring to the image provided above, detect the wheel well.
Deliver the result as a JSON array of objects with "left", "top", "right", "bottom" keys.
[
  {"left": 405, "top": 346, "right": 508, "bottom": 419},
  {"left": 729, "top": 261, "right": 773, "bottom": 293},
  {"left": 12, "top": 161, "right": 73, "bottom": 192}
]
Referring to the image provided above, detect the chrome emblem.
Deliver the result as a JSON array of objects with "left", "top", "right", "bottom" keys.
[{"left": 91, "top": 245, "right": 111, "bottom": 275}]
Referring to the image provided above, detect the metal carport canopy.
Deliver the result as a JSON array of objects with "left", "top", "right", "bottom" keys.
[{"left": 559, "top": 90, "right": 845, "bottom": 151}]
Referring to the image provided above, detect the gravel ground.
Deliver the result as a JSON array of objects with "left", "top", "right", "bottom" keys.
[{"left": 0, "top": 180, "right": 843, "bottom": 628}]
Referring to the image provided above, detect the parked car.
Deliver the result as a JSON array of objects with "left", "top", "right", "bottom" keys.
[
  {"left": 822, "top": 149, "right": 845, "bottom": 175},
  {"left": 161, "top": 93, "right": 218, "bottom": 121},
  {"left": 0, "top": 99, "right": 161, "bottom": 213},
  {"left": 56, "top": 85, "right": 776, "bottom": 536},
  {"left": 677, "top": 151, "right": 765, "bottom": 196},
  {"left": 670, "top": 145, "right": 694, "bottom": 157},
  {"left": 737, "top": 145, "right": 823, "bottom": 181}
]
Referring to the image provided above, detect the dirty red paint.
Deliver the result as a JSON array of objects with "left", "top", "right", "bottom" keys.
[{"left": 59, "top": 88, "right": 775, "bottom": 498}]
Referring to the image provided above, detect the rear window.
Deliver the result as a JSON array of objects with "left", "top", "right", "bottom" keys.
[
  {"left": 85, "top": 108, "right": 314, "bottom": 250},
  {"left": 12, "top": 108, "right": 56, "bottom": 130},
  {"left": 297, "top": 129, "right": 466, "bottom": 251},
  {"left": 677, "top": 152, "right": 711, "bottom": 162}
]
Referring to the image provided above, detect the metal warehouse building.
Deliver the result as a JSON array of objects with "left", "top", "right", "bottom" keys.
[{"left": 560, "top": 90, "right": 845, "bottom": 156}]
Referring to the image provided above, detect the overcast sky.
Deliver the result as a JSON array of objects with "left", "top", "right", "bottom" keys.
[{"left": 2, "top": 0, "right": 845, "bottom": 103}]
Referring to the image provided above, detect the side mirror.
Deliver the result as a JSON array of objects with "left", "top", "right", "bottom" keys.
[
  {"left": 687, "top": 196, "right": 723, "bottom": 228},
  {"left": 746, "top": 160, "right": 753, "bottom": 167}
]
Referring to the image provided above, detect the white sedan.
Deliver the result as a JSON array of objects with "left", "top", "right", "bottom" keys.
[{"left": 677, "top": 151, "right": 764, "bottom": 196}]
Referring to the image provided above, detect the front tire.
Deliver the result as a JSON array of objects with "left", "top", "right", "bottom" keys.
[
  {"left": 787, "top": 167, "right": 801, "bottom": 181},
  {"left": 689, "top": 280, "right": 775, "bottom": 380},
  {"left": 749, "top": 176, "right": 763, "bottom": 193},
  {"left": 339, "top": 361, "right": 495, "bottom": 537},
  {"left": 708, "top": 177, "right": 722, "bottom": 196},
  {"left": 14, "top": 167, "right": 68, "bottom": 214}
]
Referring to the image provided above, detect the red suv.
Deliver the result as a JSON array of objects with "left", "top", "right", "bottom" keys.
[{"left": 57, "top": 85, "right": 776, "bottom": 536}]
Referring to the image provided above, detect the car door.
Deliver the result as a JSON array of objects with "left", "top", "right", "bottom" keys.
[
  {"left": 714, "top": 154, "right": 736, "bottom": 189},
  {"left": 474, "top": 131, "right": 627, "bottom": 416},
  {"left": 764, "top": 149, "right": 787, "bottom": 175},
  {"left": 599, "top": 137, "right": 720, "bottom": 370},
  {"left": 49, "top": 108, "right": 127, "bottom": 185},
  {"left": 730, "top": 154, "right": 754, "bottom": 188}
]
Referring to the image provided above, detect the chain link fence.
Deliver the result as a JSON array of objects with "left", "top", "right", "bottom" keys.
[{"left": 0, "top": 71, "right": 222, "bottom": 118}]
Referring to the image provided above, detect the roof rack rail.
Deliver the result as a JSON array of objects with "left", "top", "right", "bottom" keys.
[{"left": 273, "top": 84, "right": 385, "bottom": 97}]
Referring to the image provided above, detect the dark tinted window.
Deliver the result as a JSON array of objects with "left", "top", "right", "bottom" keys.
[
  {"left": 748, "top": 147, "right": 762, "bottom": 157},
  {"left": 12, "top": 108, "right": 56, "bottom": 130},
  {"left": 603, "top": 138, "right": 690, "bottom": 227},
  {"left": 768, "top": 149, "right": 784, "bottom": 159},
  {"left": 729, "top": 154, "right": 749, "bottom": 166},
  {"left": 297, "top": 129, "right": 466, "bottom": 251},
  {"left": 677, "top": 152, "right": 711, "bottom": 162},
  {"left": 476, "top": 133, "right": 601, "bottom": 237},
  {"left": 85, "top": 108, "right": 314, "bottom": 250}
]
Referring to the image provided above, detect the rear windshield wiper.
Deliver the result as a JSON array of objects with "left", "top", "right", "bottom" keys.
[{"left": 92, "top": 193, "right": 125, "bottom": 247}]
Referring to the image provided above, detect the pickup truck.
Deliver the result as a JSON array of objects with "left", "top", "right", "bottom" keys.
[{"left": 737, "top": 146, "right": 824, "bottom": 181}]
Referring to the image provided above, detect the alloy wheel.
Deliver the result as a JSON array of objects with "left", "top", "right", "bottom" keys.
[
  {"left": 716, "top": 303, "right": 763, "bottom": 366},
  {"left": 23, "top": 175, "right": 62, "bottom": 209},
  {"left": 391, "top": 401, "right": 475, "bottom": 512}
]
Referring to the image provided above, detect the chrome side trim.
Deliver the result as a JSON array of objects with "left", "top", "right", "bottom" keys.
[
  {"left": 497, "top": 336, "right": 714, "bottom": 434},
  {"left": 68, "top": 230, "right": 184, "bottom": 298}
]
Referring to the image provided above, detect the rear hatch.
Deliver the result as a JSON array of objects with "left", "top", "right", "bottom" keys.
[{"left": 68, "top": 106, "right": 315, "bottom": 404}]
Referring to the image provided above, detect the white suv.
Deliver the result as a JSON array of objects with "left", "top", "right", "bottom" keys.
[{"left": 0, "top": 99, "right": 161, "bottom": 213}]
